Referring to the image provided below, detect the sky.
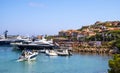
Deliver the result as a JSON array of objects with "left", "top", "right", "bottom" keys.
[{"left": 0, "top": 0, "right": 120, "bottom": 36}]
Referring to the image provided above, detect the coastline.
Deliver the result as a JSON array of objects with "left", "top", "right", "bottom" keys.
[
  {"left": 57, "top": 41, "right": 118, "bottom": 55},
  {"left": 72, "top": 46, "right": 112, "bottom": 54}
]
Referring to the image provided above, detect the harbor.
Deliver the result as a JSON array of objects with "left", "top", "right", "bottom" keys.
[
  {"left": 0, "top": 33, "right": 112, "bottom": 73},
  {"left": 0, "top": 46, "right": 111, "bottom": 73},
  {"left": 1, "top": 0, "right": 120, "bottom": 72},
  {"left": 0, "top": 20, "right": 120, "bottom": 73}
]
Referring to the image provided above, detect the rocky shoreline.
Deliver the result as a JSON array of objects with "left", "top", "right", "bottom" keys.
[
  {"left": 57, "top": 42, "right": 119, "bottom": 54},
  {"left": 72, "top": 46, "right": 116, "bottom": 54}
]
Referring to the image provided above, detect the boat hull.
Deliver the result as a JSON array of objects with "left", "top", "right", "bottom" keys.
[
  {"left": 45, "top": 50, "right": 57, "bottom": 56},
  {"left": 57, "top": 49, "right": 72, "bottom": 56},
  {"left": 15, "top": 44, "right": 55, "bottom": 50}
]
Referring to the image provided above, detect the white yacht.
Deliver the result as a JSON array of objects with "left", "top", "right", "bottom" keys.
[
  {"left": 32, "top": 38, "right": 54, "bottom": 46},
  {"left": 17, "top": 50, "right": 38, "bottom": 62},
  {"left": 12, "top": 37, "right": 55, "bottom": 50}
]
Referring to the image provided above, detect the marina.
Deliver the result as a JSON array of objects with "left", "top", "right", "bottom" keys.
[
  {"left": 1, "top": 0, "right": 120, "bottom": 73},
  {"left": 0, "top": 46, "right": 111, "bottom": 73}
]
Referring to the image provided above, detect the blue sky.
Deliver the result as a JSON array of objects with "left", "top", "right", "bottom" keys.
[{"left": 0, "top": 0, "right": 120, "bottom": 36}]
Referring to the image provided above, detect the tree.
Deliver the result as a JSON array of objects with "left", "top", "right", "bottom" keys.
[
  {"left": 108, "top": 54, "right": 120, "bottom": 73},
  {"left": 114, "top": 39, "right": 120, "bottom": 51}
]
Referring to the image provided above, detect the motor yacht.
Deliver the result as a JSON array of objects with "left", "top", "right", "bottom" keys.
[{"left": 17, "top": 50, "right": 38, "bottom": 62}]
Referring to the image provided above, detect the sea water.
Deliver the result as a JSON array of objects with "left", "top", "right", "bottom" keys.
[{"left": 0, "top": 46, "right": 111, "bottom": 73}]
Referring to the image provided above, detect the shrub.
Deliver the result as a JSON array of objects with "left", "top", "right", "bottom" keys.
[{"left": 108, "top": 54, "right": 120, "bottom": 73}]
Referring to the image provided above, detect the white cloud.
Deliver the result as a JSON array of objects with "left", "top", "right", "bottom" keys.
[{"left": 29, "top": 2, "right": 47, "bottom": 8}]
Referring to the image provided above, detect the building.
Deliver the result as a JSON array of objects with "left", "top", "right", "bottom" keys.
[{"left": 59, "top": 30, "right": 80, "bottom": 37}]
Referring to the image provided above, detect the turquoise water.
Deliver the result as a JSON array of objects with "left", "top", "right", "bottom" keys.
[{"left": 0, "top": 46, "right": 111, "bottom": 73}]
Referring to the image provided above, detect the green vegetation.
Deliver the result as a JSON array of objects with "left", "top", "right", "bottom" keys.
[
  {"left": 87, "top": 34, "right": 102, "bottom": 41},
  {"left": 87, "top": 30, "right": 120, "bottom": 51},
  {"left": 108, "top": 54, "right": 120, "bottom": 73},
  {"left": 77, "top": 26, "right": 89, "bottom": 31},
  {"left": 104, "top": 22, "right": 112, "bottom": 27},
  {"left": 108, "top": 30, "right": 120, "bottom": 51},
  {"left": 114, "top": 39, "right": 120, "bottom": 51},
  {"left": 45, "top": 36, "right": 53, "bottom": 40}
]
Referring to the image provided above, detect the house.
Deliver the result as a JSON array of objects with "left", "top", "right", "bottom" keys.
[
  {"left": 111, "top": 21, "right": 120, "bottom": 26},
  {"left": 59, "top": 30, "right": 80, "bottom": 37},
  {"left": 59, "top": 30, "right": 66, "bottom": 37}
]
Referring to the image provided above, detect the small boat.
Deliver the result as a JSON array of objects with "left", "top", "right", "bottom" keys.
[
  {"left": 57, "top": 49, "right": 72, "bottom": 56},
  {"left": 45, "top": 50, "right": 57, "bottom": 56},
  {"left": 17, "top": 50, "right": 38, "bottom": 62}
]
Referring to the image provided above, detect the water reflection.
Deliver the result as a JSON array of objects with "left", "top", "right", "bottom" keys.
[{"left": 20, "top": 60, "right": 37, "bottom": 73}]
